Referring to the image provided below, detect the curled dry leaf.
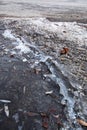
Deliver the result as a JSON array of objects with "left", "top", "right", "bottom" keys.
[
  {"left": 48, "top": 108, "right": 57, "bottom": 113},
  {"left": 53, "top": 114, "right": 59, "bottom": 119},
  {"left": 77, "top": 119, "right": 87, "bottom": 126},
  {"left": 60, "top": 47, "right": 69, "bottom": 55},
  {"left": 57, "top": 120, "right": 63, "bottom": 127},
  {"left": 42, "top": 122, "right": 49, "bottom": 129},
  {"left": 26, "top": 112, "right": 39, "bottom": 116},
  {"left": 41, "top": 112, "right": 49, "bottom": 129},
  {"left": 34, "top": 68, "right": 41, "bottom": 74},
  {"left": 41, "top": 112, "right": 47, "bottom": 117},
  {"left": 10, "top": 54, "right": 14, "bottom": 58}
]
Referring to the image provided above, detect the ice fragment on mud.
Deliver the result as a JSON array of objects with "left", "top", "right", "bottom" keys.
[
  {"left": 23, "top": 86, "right": 26, "bottom": 94},
  {"left": 4, "top": 104, "right": 9, "bottom": 117},
  {"left": 44, "top": 62, "right": 76, "bottom": 120},
  {"left": 22, "top": 58, "right": 27, "bottom": 62},
  {"left": 3, "top": 29, "right": 30, "bottom": 54},
  {"left": 13, "top": 113, "right": 19, "bottom": 123},
  {"left": 45, "top": 90, "right": 53, "bottom": 95},
  {"left": 0, "top": 99, "right": 11, "bottom": 103},
  {"left": 3, "top": 30, "right": 15, "bottom": 40}
]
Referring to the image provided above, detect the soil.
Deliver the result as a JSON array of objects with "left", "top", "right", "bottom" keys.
[{"left": 0, "top": 5, "right": 87, "bottom": 130}]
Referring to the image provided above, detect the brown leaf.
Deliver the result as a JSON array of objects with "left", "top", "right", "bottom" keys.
[
  {"left": 60, "top": 47, "right": 69, "bottom": 55},
  {"left": 34, "top": 68, "right": 41, "bottom": 74},
  {"left": 53, "top": 114, "right": 59, "bottom": 119},
  {"left": 77, "top": 119, "right": 87, "bottom": 126},
  {"left": 26, "top": 112, "right": 39, "bottom": 116},
  {"left": 41, "top": 113, "right": 47, "bottom": 117},
  {"left": 10, "top": 54, "right": 14, "bottom": 58},
  {"left": 42, "top": 122, "right": 49, "bottom": 129},
  {"left": 48, "top": 108, "right": 57, "bottom": 114},
  {"left": 57, "top": 120, "right": 63, "bottom": 127}
]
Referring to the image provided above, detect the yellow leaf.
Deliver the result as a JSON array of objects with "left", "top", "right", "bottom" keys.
[{"left": 77, "top": 119, "right": 87, "bottom": 126}]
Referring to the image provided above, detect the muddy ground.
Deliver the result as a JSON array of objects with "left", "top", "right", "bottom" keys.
[{"left": 0, "top": 2, "right": 87, "bottom": 129}]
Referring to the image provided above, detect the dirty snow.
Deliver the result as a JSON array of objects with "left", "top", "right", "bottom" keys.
[
  {"left": 3, "top": 19, "right": 87, "bottom": 56},
  {"left": 30, "top": 18, "right": 87, "bottom": 46},
  {"left": 3, "top": 30, "right": 30, "bottom": 54},
  {"left": 3, "top": 29, "right": 15, "bottom": 40},
  {"left": 0, "top": 99, "right": 11, "bottom": 103}
]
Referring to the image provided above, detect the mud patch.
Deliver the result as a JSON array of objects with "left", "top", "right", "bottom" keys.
[{"left": 0, "top": 18, "right": 87, "bottom": 129}]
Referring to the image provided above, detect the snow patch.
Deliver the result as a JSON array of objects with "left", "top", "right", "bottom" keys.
[
  {"left": 3, "top": 30, "right": 30, "bottom": 54},
  {"left": 29, "top": 18, "right": 87, "bottom": 46},
  {"left": 0, "top": 99, "right": 11, "bottom": 103},
  {"left": 3, "top": 30, "right": 15, "bottom": 40}
]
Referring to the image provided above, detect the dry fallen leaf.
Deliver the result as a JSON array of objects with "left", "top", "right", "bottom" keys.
[
  {"left": 48, "top": 108, "right": 57, "bottom": 113},
  {"left": 42, "top": 122, "right": 49, "bottom": 129},
  {"left": 10, "top": 54, "right": 14, "bottom": 58},
  {"left": 41, "top": 113, "right": 49, "bottom": 129},
  {"left": 53, "top": 114, "right": 59, "bottom": 118},
  {"left": 41, "top": 112, "right": 47, "bottom": 117},
  {"left": 77, "top": 119, "right": 87, "bottom": 126},
  {"left": 60, "top": 47, "right": 69, "bottom": 55},
  {"left": 26, "top": 112, "right": 39, "bottom": 116},
  {"left": 34, "top": 68, "right": 41, "bottom": 74}
]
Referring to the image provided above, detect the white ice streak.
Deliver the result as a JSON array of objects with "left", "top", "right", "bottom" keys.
[
  {"left": 45, "top": 90, "right": 53, "bottom": 95},
  {"left": 0, "top": 99, "right": 11, "bottom": 103},
  {"left": 4, "top": 104, "right": 9, "bottom": 117},
  {"left": 44, "top": 63, "right": 76, "bottom": 119},
  {"left": 3, "top": 30, "right": 15, "bottom": 40},
  {"left": 22, "top": 58, "right": 27, "bottom": 62},
  {"left": 13, "top": 113, "right": 19, "bottom": 123},
  {"left": 3, "top": 30, "right": 30, "bottom": 54}
]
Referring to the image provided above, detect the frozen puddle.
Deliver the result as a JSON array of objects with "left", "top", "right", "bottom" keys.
[{"left": 2, "top": 18, "right": 87, "bottom": 129}]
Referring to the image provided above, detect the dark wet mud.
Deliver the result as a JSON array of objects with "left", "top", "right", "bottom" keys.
[{"left": 0, "top": 18, "right": 87, "bottom": 130}]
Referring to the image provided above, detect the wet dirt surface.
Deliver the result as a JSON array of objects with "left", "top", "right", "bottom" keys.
[
  {"left": 0, "top": 18, "right": 87, "bottom": 130},
  {"left": 0, "top": 1, "right": 87, "bottom": 129},
  {"left": 0, "top": 20, "right": 67, "bottom": 130}
]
